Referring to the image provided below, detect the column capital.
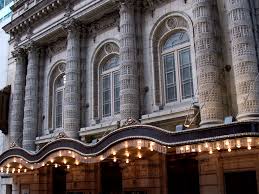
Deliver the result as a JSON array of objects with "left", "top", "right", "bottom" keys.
[
  {"left": 11, "top": 47, "right": 26, "bottom": 59},
  {"left": 62, "top": 18, "right": 82, "bottom": 34}
]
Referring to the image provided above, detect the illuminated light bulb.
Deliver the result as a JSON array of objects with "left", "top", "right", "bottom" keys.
[
  {"left": 54, "top": 164, "right": 58, "bottom": 168},
  {"left": 126, "top": 159, "right": 129, "bottom": 164},
  {"left": 247, "top": 138, "right": 252, "bottom": 143},
  {"left": 191, "top": 148, "right": 196, "bottom": 152},
  {"left": 168, "top": 146, "right": 171, "bottom": 149},
  {"left": 180, "top": 147, "right": 184, "bottom": 151},
  {"left": 112, "top": 150, "right": 116, "bottom": 156},
  {"left": 138, "top": 153, "right": 142, "bottom": 159},
  {"left": 68, "top": 151, "right": 71, "bottom": 154},
  {"left": 42, "top": 162, "right": 45, "bottom": 167},
  {"left": 20, "top": 158, "right": 23, "bottom": 161},
  {"left": 67, "top": 165, "right": 70, "bottom": 169},
  {"left": 63, "top": 158, "right": 67, "bottom": 164},
  {"left": 228, "top": 148, "right": 231, "bottom": 152},
  {"left": 125, "top": 151, "right": 130, "bottom": 157},
  {"left": 12, "top": 168, "right": 15, "bottom": 173},
  {"left": 18, "top": 169, "right": 21, "bottom": 173},
  {"left": 75, "top": 160, "right": 79, "bottom": 165},
  {"left": 204, "top": 143, "right": 209, "bottom": 148},
  {"left": 6, "top": 168, "right": 9, "bottom": 174},
  {"left": 125, "top": 142, "right": 128, "bottom": 148},
  {"left": 72, "top": 154, "right": 75, "bottom": 159},
  {"left": 198, "top": 148, "right": 202, "bottom": 153},
  {"left": 6, "top": 164, "right": 10, "bottom": 168},
  {"left": 113, "top": 157, "right": 117, "bottom": 162},
  {"left": 31, "top": 166, "right": 34, "bottom": 170},
  {"left": 25, "top": 161, "right": 28, "bottom": 164},
  {"left": 0, "top": 167, "right": 3, "bottom": 173},
  {"left": 236, "top": 143, "right": 241, "bottom": 148},
  {"left": 59, "top": 151, "right": 62, "bottom": 157},
  {"left": 137, "top": 140, "right": 142, "bottom": 150},
  {"left": 24, "top": 169, "right": 27, "bottom": 173},
  {"left": 19, "top": 164, "right": 22, "bottom": 169},
  {"left": 100, "top": 156, "right": 104, "bottom": 161},
  {"left": 13, "top": 158, "right": 17, "bottom": 163},
  {"left": 84, "top": 157, "right": 87, "bottom": 160},
  {"left": 186, "top": 145, "right": 190, "bottom": 151},
  {"left": 247, "top": 146, "right": 252, "bottom": 150},
  {"left": 225, "top": 141, "right": 229, "bottom": 146},
  {"left": 50, "top": 159, "right": 54, "bottom": 163},
  {"left": 209, "top": 150, "right": 213, "bottom": 154},
  {"left": 217, "top": 146, "right": 221, "bottom": 151}
]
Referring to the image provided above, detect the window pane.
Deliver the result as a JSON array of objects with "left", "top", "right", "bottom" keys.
[
  {"left": 55, "top": 90, "right": 63, "bottom": 128},
  {"left": 179, "top": 49, "right": 194, "bottom": 99},
  {"left": 102, "top": 56, "right": 119, "bottom": 72},
  {"left": 163, "top": 31, "right": 190, "bottom": 51},
  {"left": 102, "top": 75, "right": 111, "bottom": 117},
  {"left": 113, "top": 72, "right": 120, "bottom": 114},
  {"left": 167, "top": 86, "right": 177, "bottom": 102},
  {"left": 164, "top": 54, "right": 177, "bottom": 102}
]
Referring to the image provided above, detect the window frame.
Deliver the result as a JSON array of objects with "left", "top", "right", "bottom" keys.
[
  {"left": 100, "top": 56, "right": 120, "bottom": 119},
  {"left": 161, "top": 33, "right": 194, "bottom": 105},
  {"left": 52, "top": 74, "right": 65, "bottom": 130}
]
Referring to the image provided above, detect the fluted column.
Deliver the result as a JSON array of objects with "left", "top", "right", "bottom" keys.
[
  {"left": 119, "top": 0, "right": 139, "bottom": 121},
  {"left": 226, "top": 0, "right": 259, "bottom": 121},
  {"left": 23, "top": 44, "right": 39, "bottom": 150},
  {"left": 63, "top": 19, "right": 81, "bottom": 138},
  {"left": 192, "top": 0, "right": 224, "bottom": 126},
  {"left": 9, "top": 48, "right": 26, "bottom": 146}
]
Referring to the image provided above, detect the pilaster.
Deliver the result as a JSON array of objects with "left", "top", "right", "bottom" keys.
[
  {"left": 63, "top": 19, "right": 81, "bottom": 139},
  {"left": 119, "top": 0, "right": 139, "bottom": 121},
  {"left": 226, "top": 0, "right": 259, "bottom": 121},
  {"left": 9, "top": 48, "right": 27, "bottom": 147},
  {"left": 192, "top": 0, "right": 224, "bottom": 126},
  {"left": 23, "top": 43, "right": 40, "bottom": 151}
]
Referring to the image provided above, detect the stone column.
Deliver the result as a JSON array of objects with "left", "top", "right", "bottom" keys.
[
  {"left": 9, "top": 48, "right": 26, "bottom": 146},
  {"left": 63, "top": 19, "right": 81, "bottom": 138},
  {"left": 23, "top": 43, "right": 39, "bottom": 151},
  {"left": 192, "top": 0, "right": 224, "bottom": 126},
  {"left": 119, "top": 0, "right": 139, "bottom": 121},
  {"left": 226, "top": 0, "right": 259, "bottom": 121}
]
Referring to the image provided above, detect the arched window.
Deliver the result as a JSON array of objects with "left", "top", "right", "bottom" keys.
[
  {"left": 54, "top": 74, "right": 66, "bottom": 128},
  {"left": 162, "top": 30, "right": 194, "bottom": 103},
  {"left": 101, "top": 56, "right": 120, "bottom": 117}
]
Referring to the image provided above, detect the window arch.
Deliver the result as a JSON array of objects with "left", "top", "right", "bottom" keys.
[
  {"left": 48, "top": 62, "right": 66, "bottom": 130},
  {"left": 92, "top": 41, "right": 120, "bottom": 122},
  {"left": 151, "top": 14, "right": 196, "bottom": 107},
  {"left": 162, "top": 30, "right": 194, "bottom": 103},
  {"left": 101, "top": 55, "right": 120, "bottom": 117}
]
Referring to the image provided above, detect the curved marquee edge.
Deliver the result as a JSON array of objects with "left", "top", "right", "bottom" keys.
[{"left": 0, "top": 122, "right": 258, "bottom": 164}]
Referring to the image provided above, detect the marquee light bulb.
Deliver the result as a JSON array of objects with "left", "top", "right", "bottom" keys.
[
  {"left": 228, "top": 148, "right": 231, "bottom": 152},
  {"left": 125, "top": 151, "right": 130, "bottom": 157},
  {"left": 19, "top": 164, "right": 22, "bottom": 169},
  {"left": 12, "top": 168, "right": 15, "bottom": 173},
  {"left": 75, "top": 160, "right": 79, "bottom": 165},
  {"left": 0, "top": 167, "right": 3, "bottom": 173},
  {"left": 126, "top": 159, "right": 129, "bottom": 164},
  {"left": 18, "top": 169, "right": 21, "bottom": 173},
  {"left": 50, "top": 159, "right": 54, "bottom": 163},
  {"left": 67, "top": 165, "right": 70, "bottom": 169},
  {"left": 24, "top": 169, "right": 27, "bottom": 173},
  {"left": 138, "top": 153, "right": 142, "bottom": 159},
  {"left": 63, "top": 158, "right": 67, "bottom": 164},
  {"left": 113, "top": 157, "right": 117, "bottom": 162}
]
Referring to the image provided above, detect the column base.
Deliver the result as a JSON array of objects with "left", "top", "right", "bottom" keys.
[
  {"left": 199, "top": 119, "right": 223, "bottom": 127},
  {"left": 236, "top": 113, "right": 259, "bottom": 122}
]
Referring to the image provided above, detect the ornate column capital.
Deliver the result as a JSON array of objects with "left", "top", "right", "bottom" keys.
[
  {"left": 12, "top": 47, "right": 26, "bottom": 59},
  {"left": 62, "top": 18, "right": 82, "bottom": 34}
]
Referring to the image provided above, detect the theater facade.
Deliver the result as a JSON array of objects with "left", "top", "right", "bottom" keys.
[{"left": 0, "top": 0, "right": 259, "bottom": 193}]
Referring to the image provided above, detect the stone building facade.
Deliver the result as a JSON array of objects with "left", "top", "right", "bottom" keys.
[{"left": 0, "top": 0, "right": 259, "bottom": 194}]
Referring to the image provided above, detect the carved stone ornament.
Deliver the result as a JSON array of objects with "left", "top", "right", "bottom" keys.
[
  {"left": 10, "top": 142, "right": 18, "bottom": 148},
  {"left": 122, "top": 117, "right": 140, "bottom": 127},
  {"left": 55, "top": 132, "right": 68, "bottom": 139}
]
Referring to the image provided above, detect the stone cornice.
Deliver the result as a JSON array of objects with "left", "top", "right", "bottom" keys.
[{"left": 3, "top": 0, "right": 67, "bottom": 35}]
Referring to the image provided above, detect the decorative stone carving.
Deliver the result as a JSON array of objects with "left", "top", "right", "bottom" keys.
[
  {"left": 192, "top": 0, "right": 224, "bottom": 125},
  {"left": 9, "top": 48, "right": 27, "bottom": 147},
  {"left": 226, "top": 0, "right": 259, "bottom": 121},
  {"left": 122, "top": 117, "right": 140, "bottom": 127},
  {"left": 23, "top": 42, "right": 40, "bottom": 150},
  {"left": 63, "top": 19, "right": 81, "bottom": 138},
  {"left": 119, "top": 0, "right": 140, "bottom": 121}
]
